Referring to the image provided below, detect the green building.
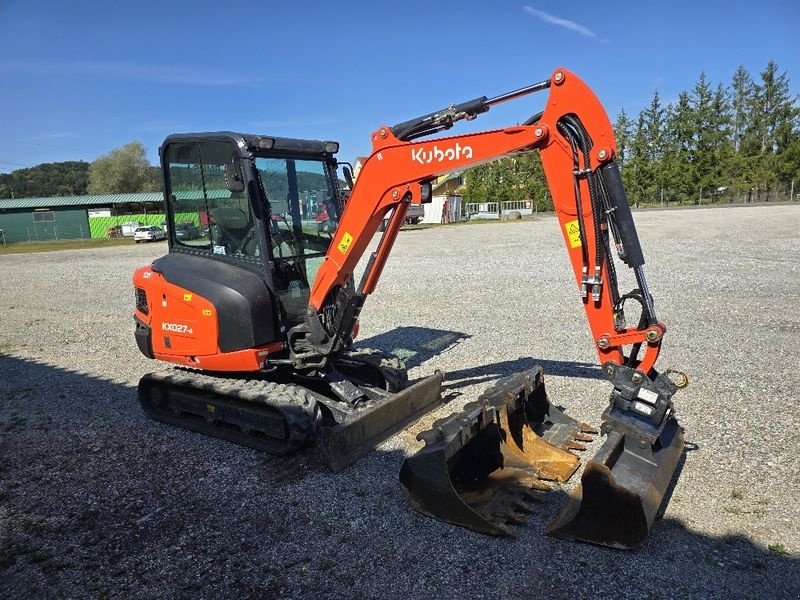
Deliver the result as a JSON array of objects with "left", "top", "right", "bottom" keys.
[{"left": 0, "top": 193, "right": 165, "bottom": 243}]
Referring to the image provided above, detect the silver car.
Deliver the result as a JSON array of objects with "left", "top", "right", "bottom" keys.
[{"left": 133, "top": 226, "right": 166, "bottom": 243}]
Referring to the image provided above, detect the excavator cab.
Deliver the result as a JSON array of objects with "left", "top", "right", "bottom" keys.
[{"left": 161, "top": 133, "right": 342, "bottom": 329}]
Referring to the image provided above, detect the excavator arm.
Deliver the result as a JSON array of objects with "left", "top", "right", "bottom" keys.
[
  {"left": 296, "top": 68, "right": 687, "bottom": 549},
  {"left": 295, "top": 68, "right": 665, "bottom": 388}
]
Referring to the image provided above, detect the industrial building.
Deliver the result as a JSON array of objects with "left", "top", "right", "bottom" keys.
[{"left": 0, "top": 192, "right": 165, "bottom": 242}]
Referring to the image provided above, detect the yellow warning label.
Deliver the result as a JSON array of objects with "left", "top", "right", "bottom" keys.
[
  {"left": 565, "top": 219, "right": 582, "bottom": 248},
  {"left": 338, "top": 231, "right": 354, "bottom": 254},
  {"left": 183, "top": 293, "right": 193, "bottom": 302},
  {"left": 202, "top": 309, "right": 213, "bottom": 317}
]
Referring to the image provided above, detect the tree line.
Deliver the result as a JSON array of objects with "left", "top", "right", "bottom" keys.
[
  {"left": 0, "top": 161, "right": 90, "bottom": 199},
  {"left": 463, "top": 60, "right": 799, "bottom": 207},
  {"left": 0, "top": 141, "right": 160, "bottom": 199}
]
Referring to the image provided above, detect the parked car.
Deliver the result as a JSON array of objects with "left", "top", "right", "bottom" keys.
[
  {"left": 134, "top": 226, "right": 167, "bottom": 243},
  {"left": 378, "top": 204, "right": 425, "bottom": 231},
  {"left": 121, "top": 221, "right": 143, "bottom": 237},
  {"left": 174, "top": 222, "right": 201, "bottom": 241}
]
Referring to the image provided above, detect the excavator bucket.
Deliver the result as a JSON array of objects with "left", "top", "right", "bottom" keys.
[
  {"left": 399, "top": 368, "right": 592, "bottom": 536},
  {"left": 547, "top": 411, "right": 684, "bottom": 549},
  {"left": 483, "top": 368, "right": 597, "bottom": 465}
]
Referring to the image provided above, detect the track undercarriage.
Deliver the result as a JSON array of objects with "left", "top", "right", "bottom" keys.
[{"left": 138, "top": 348, "right": 443, "bottom": 472}]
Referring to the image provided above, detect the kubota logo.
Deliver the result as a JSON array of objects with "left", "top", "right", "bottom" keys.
[
  {"left": 162, "top": 322, "right": 193, "bottom": 334},
  {"left": 412, "top": 143, "right": 473, "bottom": 164}
]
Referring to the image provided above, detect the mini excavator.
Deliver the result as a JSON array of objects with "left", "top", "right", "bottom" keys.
[{"left": 133, "top": 68, "right": 687, "bottom": 549}]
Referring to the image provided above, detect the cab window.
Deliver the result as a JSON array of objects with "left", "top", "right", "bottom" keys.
[{"left": 165, "top": 141, "right": 260, "bottom": 260}]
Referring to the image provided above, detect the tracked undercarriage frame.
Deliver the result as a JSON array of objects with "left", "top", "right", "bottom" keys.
[{"left": 139, "top": 348, "right": 443, "bottom": 472}]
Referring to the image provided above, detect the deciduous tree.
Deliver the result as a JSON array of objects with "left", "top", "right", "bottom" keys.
[{"left": 87, "top": 141, "right": 160, "bottom": 194}]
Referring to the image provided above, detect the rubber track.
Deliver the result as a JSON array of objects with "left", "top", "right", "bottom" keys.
[{"left": 139, "top": 369, "right": 322, "bottom": 454}]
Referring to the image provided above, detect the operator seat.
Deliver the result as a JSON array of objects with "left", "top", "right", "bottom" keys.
[{"left": 209, "top": 206, "right": 258, "bottom": 257}]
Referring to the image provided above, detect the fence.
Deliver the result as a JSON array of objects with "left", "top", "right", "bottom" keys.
[
  {"left": 0, "top": 222, "right": 93, "bottom": 243},
  {"left": 631, "top": 181, "right": 799, "bottom": 207},
  {"left": 465, "top": 200, "right": 537, "bottom": 219}
]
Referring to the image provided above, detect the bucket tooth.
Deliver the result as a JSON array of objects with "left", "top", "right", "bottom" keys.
[
  {"left": 524, "top": 489, "right": 547, "bottom": 502},
  {"left": 514, "top": 499, "right": 536, "bottom": 514},
  {"left": 493, "top": 365, "right": 599, "bottom": 454},
  {"left": 547, "top": 414, "right": 684, "bottom": 549},
  {"left": 506, "top": 513, "right": 528, "bottom": 525},
  {"left": 565, "top": 441, "right": 588, "bottom": 452}
]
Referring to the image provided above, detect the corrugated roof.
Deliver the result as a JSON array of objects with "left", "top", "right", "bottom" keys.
[{"left": 0, "top": 192, "right": 164, "bottom": 210}]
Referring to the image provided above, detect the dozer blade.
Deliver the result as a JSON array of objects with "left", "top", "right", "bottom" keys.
[
  {"left": 547, "top": 412, "right": 684, "bottom": 549},
  {"left": 320, "top": 370, "right": 444, "bottom": 473},
  {"left": 400, "top": 368, "right": 588, "bottom": 537}
]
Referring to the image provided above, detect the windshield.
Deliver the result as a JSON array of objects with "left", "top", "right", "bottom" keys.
[{"left": 255, "top": 156, "right": 341, "bottom": 324}]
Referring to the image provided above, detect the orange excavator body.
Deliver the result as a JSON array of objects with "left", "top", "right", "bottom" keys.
[{"left": 133, "top": 69, "right": 686, "bottom": 548}]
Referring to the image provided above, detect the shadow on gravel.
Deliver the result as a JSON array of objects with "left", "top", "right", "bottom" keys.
[
  {"left": 357, "top": 327, "right": 601, "bottom": 389},
  {"left": 355, "top": 326, "right": 471, "bottom": 369},
  {"left": 1, "top": 353, "right": 798, "bottom": 599}
]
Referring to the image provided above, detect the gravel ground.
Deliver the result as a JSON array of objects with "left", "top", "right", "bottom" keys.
[{"left": 1, "top": 204, "right": 799, "bottom": 599}]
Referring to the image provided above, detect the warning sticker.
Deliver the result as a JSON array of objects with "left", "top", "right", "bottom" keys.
[
  {"left": 202, "top": 309, "right": 213, "bottom": 317},
  {"left": 565, "top": 219, "right": 582, "bottom": 248},
  {"left": 338, "top": 231, "right": 354, "bottom": 254},
  {"left": 183, "top": 293, "right": 193, "bottom": 302}
]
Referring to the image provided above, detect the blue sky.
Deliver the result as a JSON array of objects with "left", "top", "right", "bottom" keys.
[{"left": 1, "top": 0, "right": 798, "bottom": 174}]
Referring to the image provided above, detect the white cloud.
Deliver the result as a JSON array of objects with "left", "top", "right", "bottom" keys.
[
  {"left": 522, "top": 6, "right": 598, "bottom": 39},
  {"left": 32, "top": 132, "right": 75, "bottom": 141}
]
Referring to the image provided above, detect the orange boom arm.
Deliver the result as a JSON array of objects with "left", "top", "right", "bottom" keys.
[{"left": 294, "top": 68, "right": 663, "bottom": 383}]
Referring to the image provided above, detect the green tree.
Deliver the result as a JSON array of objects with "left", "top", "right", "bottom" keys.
[
  {"left": 643, "top": 90, "right": 668, "bottom": 204},
  {"left": 0, "top": 161, "right": 89, "bottom": 198},
  {"left": 613, "top": 108, "right": 633, "bottom": 169},
  {"left": 738, "top": 61, "right": 799, "bottom": 199},
  {"left": 626, "top": 112, "right": 651, "bottom": 206},
  {"left": 752, "top": 60, "right": 795, "bottom": 155},
  {"left": 663, "top": 92, "right": 695, "bottom": 203},
  {"left": 87, "top": 141, "right": 160, "bottom": 194},
  {"left": 690, "top": 72, "right": 717, "bottom": 203},
  {"left": 730, "top": 65, "right": 753, "bottom": 154}
]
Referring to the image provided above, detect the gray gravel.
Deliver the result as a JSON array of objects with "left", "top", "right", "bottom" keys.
[{"left": 1, "top": 205, "right": 799, "bottom": 599}]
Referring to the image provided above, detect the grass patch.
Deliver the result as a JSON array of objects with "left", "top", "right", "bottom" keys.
[
  {"left": 0, "top": 237, "right": 135, "bottom": 255},
  {"left": 730, "top": 489, "right": 744, "bottom": 500},
  {"left": 768, "top": 543, "right": 788, "bottom": 555}
]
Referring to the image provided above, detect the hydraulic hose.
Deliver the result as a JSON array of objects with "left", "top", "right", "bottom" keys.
[
  {"left": 556, "top": 121, "right": 589, "bottom": 273},
  {"left": 561, "top": 115, "right": 603, "bottom": 274}
]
